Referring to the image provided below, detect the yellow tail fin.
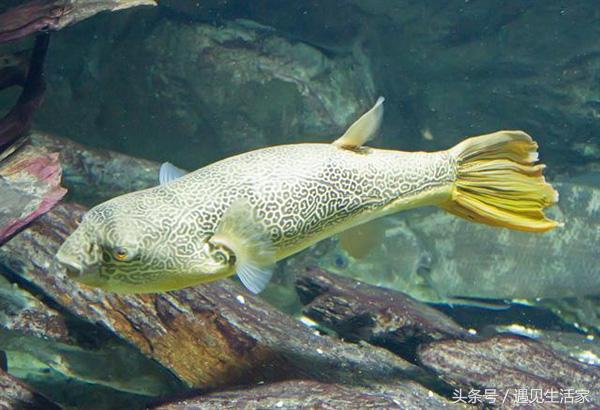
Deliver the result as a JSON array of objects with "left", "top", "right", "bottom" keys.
[{"left": 442, "top": 130, "right": 560, "bottom": 232}]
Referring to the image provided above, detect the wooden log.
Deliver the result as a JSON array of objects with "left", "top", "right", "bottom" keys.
[
  {"left": 30, "top": 131, "right": 160, "bottom": 204},
  {"left": 0, "top": 202, "right": 431, "bottom": 392},
  {"left": 296, "top": 267, "right": 468, "bottom": 356},
  {"left": 0, "top": 143, "right": 66, "bottom": 243},
  {"left": 418, "top": 335, "right": 600, "bottom": 409},
  {"left": 0, "top": 368, "right": 59, "bottom": 410},
  {"left": 150, "top": 379, "right": 468, "bottom": 410},
  {"left": 0, "top": 0, "right": 156, "bottom": 44}
]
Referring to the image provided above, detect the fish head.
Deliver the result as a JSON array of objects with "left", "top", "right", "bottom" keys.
[{"left": 56, "top": 193, "right": 235, "bottom": 293}]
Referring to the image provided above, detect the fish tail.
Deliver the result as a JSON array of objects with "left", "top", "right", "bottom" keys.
[{"left": 441, "top": 130, "right": 561, "bottom": 232}]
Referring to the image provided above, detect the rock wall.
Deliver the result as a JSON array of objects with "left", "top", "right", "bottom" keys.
[{"left": 33, "top": 8, "right": 375, "bottom": 170}]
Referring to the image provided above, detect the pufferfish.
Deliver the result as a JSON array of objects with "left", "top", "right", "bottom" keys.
[{"left": 56, "top": 98, "right": 560, "bottom": 294}]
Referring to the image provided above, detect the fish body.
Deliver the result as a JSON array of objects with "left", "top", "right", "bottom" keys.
[
  {"left": 56, "top": 99, "right": 559, "bottom": 293},
  {"left": 58, "top": 144, "right": 454, "bottom": 292}
]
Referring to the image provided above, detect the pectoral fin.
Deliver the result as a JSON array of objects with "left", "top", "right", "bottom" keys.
[
  {"left": 212, "top": 199, "right": 276, "bottom": 294},
  {"left": 236, "top": 264, "right": 274, "bottom": 294},
  {"left": 159, "top": 162, "right": 187, "bottom": 185},
  {"left": 333, "top": 96, "right": 384, "bottom": 149}
]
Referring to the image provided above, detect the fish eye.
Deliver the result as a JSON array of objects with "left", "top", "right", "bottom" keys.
[
  {"left": 334, "top": 254, "right": 348, "bottom": 269},
  {"left": 112, "top": 247, "right": 130, "bottom": 262}
]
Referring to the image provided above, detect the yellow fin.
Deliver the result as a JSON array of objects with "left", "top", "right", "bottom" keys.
[
  {"left": 333, "top": 96, "right": 384, "bottom": 149},
  {"left": 442, "top": 130, "right": 561, "bottom": 232},
  {"left": 211, "top": 200, "right": 275, "bottom": 293}
]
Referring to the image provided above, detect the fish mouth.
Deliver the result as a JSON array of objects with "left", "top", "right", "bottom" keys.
[
  {"left": 55, "top": 258, "right": 105, "bottom": 288},
  {"left": 55, "top": 249, "right": 94, "bottom": 279},
  {"left": 55, "top": 255, "right": 85, "bottom": 278},
  {"left": 65, "top": 266, "right": 80, "bottom": 279}
]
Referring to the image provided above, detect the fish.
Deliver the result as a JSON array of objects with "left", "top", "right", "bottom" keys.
[
  {"left": 319, "top": 176, "right": 599, "bottom": 302},
  {"left": 56, "top": 97, "right": 559, "bottom": 294},
  {"left": 338, "top": 218, "right": 386, "bottom": 260}
]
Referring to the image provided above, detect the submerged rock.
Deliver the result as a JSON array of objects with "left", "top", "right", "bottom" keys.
[
  {"left": 37, "top": 15, "right": 376, "bottom": 170},
  {"left": 0, "top": 274, "right": 69, "bottom": 342},
  {"left": 296, "top": 267, "right": 468, "bottom": 356},
  {"left": 490, "top": 324, "right": 600, "bottom": 366},
  {"left": 315, "top": 178, "right": 600, "bottom": 308},
  {"left": 419, "top": 335, "right": 600, "bottom": 409},
  {"left": 151, "top": 379, "right": 465, "bottom": 410},
  {"left": 0, "top": 199, "right": 440, "bottom": 402},
  {"left": 194, "top": 1, "right": 599, "bottom": 171},
  {"left": 0, "top": 368, "right": 59, "bottom": 409}
]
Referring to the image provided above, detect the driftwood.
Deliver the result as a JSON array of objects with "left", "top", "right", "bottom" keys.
[
  {"left": 419, "top": 335, "right": 600, "bottom": 409},
  {"left": 0, "top": 368, "right": 59, "bottom": 409},
  {"left": 150, "top": 379, "right": 467, "bottom": 410},
  {"left": 30, "top": 131, "right": 160, "bottom": 204},
  {"left": 0, "top": 143, "right": 66, "bottom": 243},
  {"left": 0, "top": 201, "right": 444, "bottom": 395},
  {"left": 296, "top": 266, "right": 468, "bottom": 356},
  {"left": 2, "top": 136, "right": 599, "bottom": 408},
  {"left": 0, "top": 0, "right": 156, "bottom": 43}
]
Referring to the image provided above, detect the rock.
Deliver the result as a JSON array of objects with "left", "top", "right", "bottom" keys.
[
  {"left": 489, "top": 324, "right": 600, "bottom": 366},
  {"left": 151, "top": 379, "right": 466, "bottom": 410},
  {"left": 400, "top": 180, "right": 600, "bottom": 301},
  {"left": 296, "top": 267, "right": 468, "bottom": 357},
  {"left": 0, "top": 251, "right": 182, "bottom": 407},
  {"left": 418, "top": 335, "right": 600, "bottom": 409},
  {"left": 0, "top": 34, "right": 48, "bottom": 161},
  {"left": 0, "top": 273, "right": 69, "bottom": 342},
  {"left": 0, "top": 202, "right": 425, "bottom": 392},
  {"left": 536, "top": 296, "right": 600, "bottom": 333},
  {"left": 179, "top": 1, "right": 599, "bottom": 173},
  {"left": 355, "top": 1, "right": 600, "bottom": 173},
  {"left": 37, "top": 16, "right": 376, "bottom": 169},
  {"left": 0, "top": 48, "right": 28, "bottom": 90},
  {"left": 0, "top": 0, "right": 156, "bottom": 43},
  {"left": 159, "top": 0, "right": 231, "bottom": 22},
  {"left": 0, "top": 368, "right": 59, "bottom": 410},
  {"left": 309, "top": 178, "right": 600, "bottom": 319},
  {"left": 0, "top": 143, "right": 66, "bottom": 243}
]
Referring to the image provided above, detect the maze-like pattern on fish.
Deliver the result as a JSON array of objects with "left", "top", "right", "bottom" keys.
[{"left": 70, "top": 143, "right": 457, "bottom": 286}]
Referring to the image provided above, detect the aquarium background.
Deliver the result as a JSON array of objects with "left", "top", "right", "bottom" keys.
[{"left": 0, "top": 1, "right": 598, "bottom": 409}]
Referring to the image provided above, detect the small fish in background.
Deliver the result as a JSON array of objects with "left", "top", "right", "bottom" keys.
[
  {"left": 56, "top": 97, "right": 559, "bottom": 294},
  {"left": 319, "top": 218, "right": 441, "bottom": 303},
  {"left": 319, "top": 175, "right": 599, "bottom": 321},
  {"left": 339, "top": 219, "right": 386, "bottom": 260},
  {"left": 406, "top": 180, "right": 599, "bottom": 301}
]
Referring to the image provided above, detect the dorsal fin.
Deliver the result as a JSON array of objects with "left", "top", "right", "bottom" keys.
[
  {"left": 333, "top": 96, "right": 384, "bottom": 149},
  {"left": 159, "top": 162, "right": 187, "bottom": 185}
]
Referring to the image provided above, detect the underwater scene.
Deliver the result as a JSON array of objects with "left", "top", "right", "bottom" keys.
[{"left": 0, "top": 1, "right": 598, "bottom": 409}]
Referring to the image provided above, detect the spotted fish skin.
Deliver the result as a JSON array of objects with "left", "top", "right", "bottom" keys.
[
  {"left": 161, "top": 144, "right": 455, "bottom": 253},
  {"left": 57, "top": 143, "right": 456, "bottom": 292},
  {"left": 172, "top": 144, "right": 456, "bottom": 250}
]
